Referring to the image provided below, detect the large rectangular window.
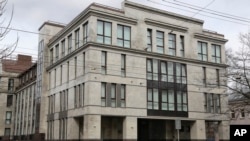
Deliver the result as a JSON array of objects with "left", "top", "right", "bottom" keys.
[
  {"left": 97, "top": 20, "right": 112, "bottom": 44},
  {"left": 212, "top": 44, "right": 221, "bottom": 63},
  {"left": 204, "top": 93, "right": 221, "bottom": 113},
  {"left": 198, "top": 41, "right": 208, "bottom": 61},
  {"left": 75, "top": 29, "right": 80, "bottom": 49},
  {"left": 117, "top": 25, "right": 131, "bottom": 48},
  {"left": 156, "top": 31, "right": 164, "bottom": 54},
  {"left": 121, "top": 54, "right": 126, "bottom": 77},
  {"left": 75, "top": 57, "right": 77, "bottom": 78},
  {"left": 168, "top": 33, "right": 176, "bottom": 56},
  {"left": 5, "top": 111, "right": 12, "bottom": 124},
  {"left": 202, "top": 67, "right": 206, "bottom": 86},
  {"left": 68, "top": 34, "right": 72, "bottom": 53},
  {"left": 147, "top": 58, "right": 188, "bottom": 116},
  {"left": 101, "top": 51, "right": 107, "bottom": 74},
  {"left": 216, "top": 69, "right": 220, "bottom": 87},
  {"left": 83, "top": 22, "right": 88, "bottom": 44},
  {"left": 147, "top": 29, "right": 152, "bottom": 52},
  {"left": 83, "top": 52, "right": 85, "bottom": 75}
]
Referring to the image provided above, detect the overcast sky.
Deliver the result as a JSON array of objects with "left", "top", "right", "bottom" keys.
[{"left": 2, "top": 0, "right": 250, "bottom": 60}]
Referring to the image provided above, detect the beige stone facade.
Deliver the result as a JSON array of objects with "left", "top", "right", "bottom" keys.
[
  {"left": 0, "top": 55, "right": 33, "bottom": 140},
  {"left": 36, "top": 1, "right": 229, "bottom": 140}
]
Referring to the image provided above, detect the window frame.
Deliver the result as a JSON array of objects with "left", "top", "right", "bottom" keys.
[
  {"left": 197, "top": 41, "right": 208, "bottom": 61},
  {"left": 83, "top": 22, "right": 88, "bottom": 44},
  {"left": 168, "top": 33, "right": 176, "bottom": 56},
  {"left": 212, "top": 44, "right": 221, "bottom": 63},
  {"left": 117, "top": 24, "right": 131, "bottom": 48},
  {"left": 75, "top": 28, "right": 80, "bottom": 49},
  {"left": 68, "top": 34, "right": 72, "bottom": 53},
  {"left": 180, "top": 35, "right": 184, "bottom": 57},
  {"left": 97, "top": 20, "right": 112, "bottom": 44},
  {"left": 101, "top": 51, "right": 107, "bottom": 75},
  {"left": 61, "top": 39, "right": 65, "bottom": 57},
  {"left": 156, "top": 31, "right": 164, "bottom": 54},
  {"left": 121, "top": 54, "right": 126, "bottom": 77}
]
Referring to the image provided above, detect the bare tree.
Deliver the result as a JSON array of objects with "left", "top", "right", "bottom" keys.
[{"left": 0, "top": 0, "right": 18, "bottom": 59}]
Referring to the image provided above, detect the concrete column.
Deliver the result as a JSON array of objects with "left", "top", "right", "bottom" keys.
[
  {"left": 53, "top": 120, "right": 59, "bottom": 140},
  {"left": 83, "top": 115, "right": 101, "bottom": 140},
  {"left": 218, "top": 121, "right": 230, "bottom": 140},
  {"left": 190, "top": 120, "right": 206, "bottom": 140},
  {"left": 123, "top": 116, "right": 137, "bottom": 140},
  {"left": 67, "top": 117, "right": 79, "bottom": 139}
]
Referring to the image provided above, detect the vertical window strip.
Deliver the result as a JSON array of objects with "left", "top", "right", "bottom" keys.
[
  {"left": 68, "top": 34, "right": 72, "bottom": 53},
  {"left": 203, "top": 67, "right": 206, "bottom": 87},
  {"left": 61, "top": 40, "right": 65, "bottom": 57},
  {"left": 50, "top": 48, "right": 53, "bottom": 65},
  {"left": 101, "top": 83, "right": 106, "bottom": 106},
  {"left": 121, "top": 84, "right": 126, "bottom": 107},
  {"left": 55, "top": 44, "right": 59, "bottom": 61},
  {"left": 83, "top": 22, "right": 88, "bottom": 44},
  {"left": 168, "top": 33, "right": 176, "bottom": 56},
  {"left": 147, "top": 59, "right": 153, "bottom": 80},
  {"left": 216, "top": 69, "right": 220, "bottom": 87},
  {"left": 60, "top": 65, "right": 63, "bottom": 85},
  {"left": 121, "top": 54, "right": 126, "bottom": 77},
  {"left": 101, "top": 51, "right": 107, "bottom": 74},
  {"left": 111, "top": 84, "right": 116, "bottom": 107},
  {"left": 180, "top": 35, "right": 184, "bottom": 57},
  {"left": 75, "top": 29, "right": 80, "bottom": 49},
  {"left": 75, "top": 57, "right": 77, "bottom": 78},
  {"left": 147, "top": 29, "right": 152, "bottom": 52},
  {"left": 83, "top": 52, "right": 85, "bottom": 75},
  {"left": 156, "top": 31, "right": 164, "bottom": 54}
]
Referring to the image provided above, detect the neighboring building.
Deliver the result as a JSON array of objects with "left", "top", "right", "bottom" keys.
[
  {"left": 36, "top": 1, "right": 229, "bottom": 140},
  {"left": 13, "top": 63, "right": 41, "bottom": 140},
  {"left": 229, "top": 97, "right": 250, "bottom": 125},
  {"left": 0, "top": 55, "right": 32, "bottom": 140}
]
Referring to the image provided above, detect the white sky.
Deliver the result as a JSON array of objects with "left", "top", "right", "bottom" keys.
[{"left": 2, "top": 0, "right": 250, "bottom": 60}]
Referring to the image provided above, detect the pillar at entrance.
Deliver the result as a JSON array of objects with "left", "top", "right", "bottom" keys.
[
  {"left": 83, "top": 115, "right": 101, "bottom": 140},
  {"left": 123, "top": 116, "right": 137, "bottom": 140},
  {"left": 190, "top": 120, "right": 206, "bottom": 140},
  {"left": 219, "top": 121, "right": 230, "bottom": 140}
]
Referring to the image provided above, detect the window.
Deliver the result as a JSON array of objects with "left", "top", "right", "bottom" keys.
[
  {"left": 147, "top": 29, "right": 152, "bottom": 52},
  {"left": 5, "top": 111, "right": 12, "bottom": 124},
  {"left": 50, "top": 48, "right": 53, "bottom": 64},
  {"left": 216, "top": 69, "right": 220, "bottom": 87},
  {"left": 147, "top": 89, "right": 159, "bottom": 110},
  {"left": 4, "top": 128, "right": 10, "bottom": 136},
  {"left": 68, "top": 34, "right": 72, "bottom": 53},
  {"left": 83, "top": 22, "right": 88, "bottom": 44},
  {"left": 60, "top": 65, "right": 63, "bottom": 85},
  {"left": 240, "top": 109, "right": 245, "bottom": 118},
  {"left": 180, "top": 35, "right": 184, "bottom": 57},
  {"left": 67, "top": 61, "right": 69, "bottom": 81},
  {"left": 75, "top": 29, "right": 80, "bottom": 49},
  {"left": 101, "top": 83, "right": 106, "bottom": 106},
  {"left": 101, "top": 51, "right": 107, "bottom": 74},
  {"left": 83, "top": 52, "right": 85, "bottom": 75},
  {"left": 8, "top": 79, "right": 14, "bottom": 92},
  {"left": 204, "top": 93, "right": 221, "bottom": 113},
  {"left": 147, "top": 59, "right": 159, "bottom": 80},
  {"left": 111, "top": 84, "right": 116, "bottom": 107},
  {"left": 212, "top": 44, "right": 221, "bottom": 63},
  {"left": 121, "top": 54, "right": 126, "bottom": 77},
  {"left": 202, "top": 67, "right": 206, "bottom": 86},
  {"left": 7, "top": 95, "right": 13, "bottom": 107},
  {"left": 117, "top": 25, "right": 131, "bottom": 48},
  {"left": 55, "top": 44, "right": 59, "bottom": 61},
  {"left": 101, "top": 83, "right": 126, "bottom": 108},
  {"left": 168, "top": 33, "right": 176, "bottom": 56},
  {"left": 177, "top": 91, "right": 187, "bottom": 111},
  {"left": 198, "top": 41, "right": 207, "bottom": 61},
  {"left": 156, "top": 31, "right": 164, "bottom": 54},
  {"left": 74, "top": 86, "right": 79, "bottom": 108},
  {"left": 97, "top": 20, "right": 112, "bottom": 44},
  {"left": 54, "top": 69, "right": 56, "bottom": 87},
  {"left": 61, "top": 40, "right": 65, "bottom": 57},
  {"left": 75, "top": 57, "right": 77, "bottom": 78},
  {"left": 120, "top": 85, "right": 126, "bottom": 107}
]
